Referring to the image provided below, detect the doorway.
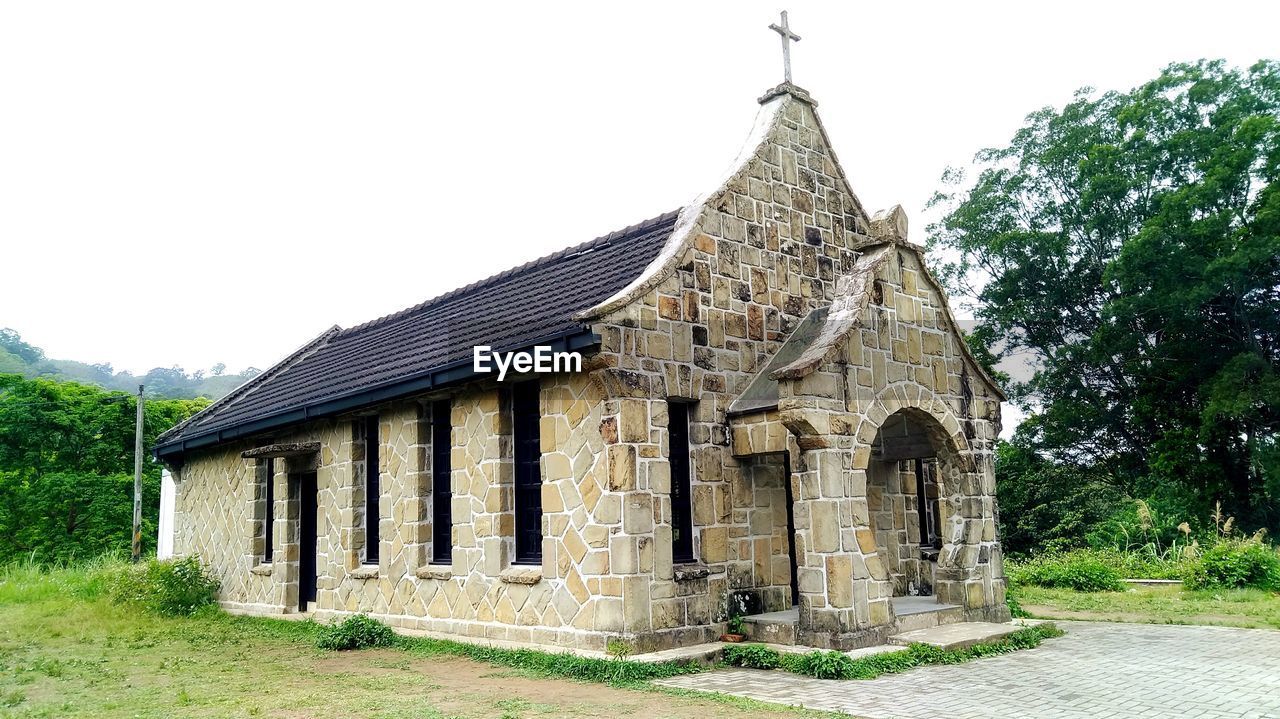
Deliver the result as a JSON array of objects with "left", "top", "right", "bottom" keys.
[
  {"left": 296, "top": 471, "right": 318, "bottom": 611},
  {"left": 783, "top": 454, "right": 799, "bottom": 606},
  {"left": 868, "top": 410, "right": 947, "bottom": 597}
]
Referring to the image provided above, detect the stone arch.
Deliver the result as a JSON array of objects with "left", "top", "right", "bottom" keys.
[{"left": 851, "top": 384, "right": 992, "bottom": 609}]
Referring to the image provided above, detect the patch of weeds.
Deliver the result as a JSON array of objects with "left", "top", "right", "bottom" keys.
[
  {"left": 0, "top": 689, "right": 25, "bottom": 707},
  {"left": 101, "top": 556, "right": 220, "bottom": 616},
  {"left": 605, "top": 638, "right": 633, "bottom": 660},
  {"left": 1007, "top": 551, "right": 1125, "bottom": 592},
  {"left": 30, "top": 658, "right": 67, "bottom": 678},
  {"left": 176, "top": 687, "right": 194, "bottom": 706},
  {"left": 391, "top": 633, "right": 701, "bottom": 688},
  {"left": 723, "top": 624, "right": 1064, "bottom": 680},
  {"left": 722, "top": 643, "right": 781, "bottom": 669},
  {"left": 158, "top": 656, "right": 197, "bottom": 672},
  {"left": 1183, "top": 538, "right": 1280, "bottom": 591},
  {"left": 316, "top": 614, "right": 395, "bottom": 651}
]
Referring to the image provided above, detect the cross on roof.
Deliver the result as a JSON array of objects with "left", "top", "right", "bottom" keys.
[{"left": 768, "top": 11, "right": 801, "bottom": 84}]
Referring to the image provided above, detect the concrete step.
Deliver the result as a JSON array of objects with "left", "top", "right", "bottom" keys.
[
  {"left": 893, "top": 605, "right": 964, "bottom": 633},
  {"left": 888, "top": 621, "right": 1025, "bottom": 651},
  {"left": 741, "top": 608, "right": 800, "bottom": 646},
  {"left": 630, "top": 642, "right": 724, "bottom": 665},
  {"left": 890, "top": 596, "right": 964, "bottom": 633}
]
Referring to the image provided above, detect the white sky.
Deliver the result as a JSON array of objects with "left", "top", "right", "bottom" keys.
[{"left": 2, "top": 1, "right": 1276, "bottom": 378}]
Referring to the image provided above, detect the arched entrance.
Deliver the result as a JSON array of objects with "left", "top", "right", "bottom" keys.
[{"left": 866, "top": 408, "right": 952, "bottom": 598}]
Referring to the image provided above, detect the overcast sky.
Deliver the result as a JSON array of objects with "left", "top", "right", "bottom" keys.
[{"left": 2, "top": 1, "right": 1276, "bottom": 377}]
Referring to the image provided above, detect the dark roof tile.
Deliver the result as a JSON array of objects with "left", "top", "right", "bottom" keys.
[{"left": 156, "top": 210, "right": 679, "bottom": 454}]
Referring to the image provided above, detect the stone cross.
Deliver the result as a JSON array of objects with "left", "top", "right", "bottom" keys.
[{"left": 768, "top": 11, "right": 801, "bottom": 84}]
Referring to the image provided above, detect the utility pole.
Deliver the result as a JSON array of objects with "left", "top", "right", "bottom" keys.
[{"left": 131, "top": 384, "right": 145, "bottom": 562}]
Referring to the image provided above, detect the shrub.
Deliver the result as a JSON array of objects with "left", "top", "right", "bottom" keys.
[
  {"left": 104, "top": 556, "right": 220, "bottom": 616},
  {"left": 1006, "top": 550, "right": 1125, "bottom": 592},
  {"left": 722, "top": 643, "right": 781, "bottom": 669},
  {"left": 1183, "top": 538, "right": 1280, "bottom": 591},
  {"left": 792, "top": 650, "right": 857, "bottom": 680},
  {"left": 316, "top": 614, "right": 396, "bottom": 651}
]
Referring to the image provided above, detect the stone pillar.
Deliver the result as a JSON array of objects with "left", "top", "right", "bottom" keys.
[
  {"left": 779, "top": 376, "right": 894, "bottom": 646},
  {"left": 454, "top": 388, "right": 512, "bottom": 578},
  {"left": 596, "top": 367, "right": 657, "bottom": 638}
]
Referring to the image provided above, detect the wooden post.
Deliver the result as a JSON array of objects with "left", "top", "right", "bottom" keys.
[{"left": 131, "top": 384, "right": 145, "bottom": 562}]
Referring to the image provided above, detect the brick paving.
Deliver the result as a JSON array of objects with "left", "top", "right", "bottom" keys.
[{"left": 656, "top": 622, "right": 1280, "bottom": 718}]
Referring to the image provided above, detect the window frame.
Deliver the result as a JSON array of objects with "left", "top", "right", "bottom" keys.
[
  {"left": 512, "top": 381, "right": 543, "bottom": 565},
  {"left": 262, "top": 457, "right": 275, "bottom": 563},
  {"left": 668, "top": 400, "right": 695, "bottom": 564},
  {"left": 363, "top": 414, "right": 381, "bottom": 565},
  {"left": 430, "top": 400, "right": 453, "bottom": 565}
]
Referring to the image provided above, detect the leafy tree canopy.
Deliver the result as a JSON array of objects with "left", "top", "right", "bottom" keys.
[
  {"left": 931, "top": 60, "right": 1280, "bottom": 533},
  {"left": 0, "top": 374, "right": 207, "bottom": 562}
]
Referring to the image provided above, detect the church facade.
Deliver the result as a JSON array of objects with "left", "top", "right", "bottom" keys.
[{"left": 155, "top": 82, "right": 1009, "bottom": 652}]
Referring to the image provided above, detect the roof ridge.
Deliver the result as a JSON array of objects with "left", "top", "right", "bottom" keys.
[{"left": 339, "top": 209, "right": 680, "bottom": 339}]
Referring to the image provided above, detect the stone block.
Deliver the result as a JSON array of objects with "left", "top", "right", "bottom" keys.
[
  {"left": 826, "top": 554, "right": 853, "bottom": 608},
  {"left": 810, "top": 501, "right": 839, "bottom": 552},
  {"left": 700, "top": 526, "right": 728, "bottom": 563},
  {"left": 607, "top": 445, "right": 636, "bottom": 491}
]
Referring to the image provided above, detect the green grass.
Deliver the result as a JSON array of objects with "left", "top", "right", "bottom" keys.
[
  {"left": 0, "top": 562, "right": 841, "bottom": 719},
  {"left": 724, "top": 624, "right": 1064, "bottom": 680},
  {"left": 1015, "top": 583, "right": 1280, "bottom": 629}
]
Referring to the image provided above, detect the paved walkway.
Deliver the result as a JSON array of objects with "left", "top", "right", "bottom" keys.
[{"left": 657, "top": 622, "right": 1280, "bottom": 718}]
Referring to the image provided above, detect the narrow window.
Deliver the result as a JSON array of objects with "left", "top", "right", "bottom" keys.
[
  {"left": 668, "top": 401, "right": 694, "bottom": 563},
  {"left": 262, "top": 457, "right": 275, "bottom": 563},
  {"left": 431, "top": 400, "right": 453, "bottom": 565},
  {"left": 512, "top": 381, "right": 543, "bottom": 564},
  {"left": 364, "top": 415, "right": 380, "bottom": 564}
]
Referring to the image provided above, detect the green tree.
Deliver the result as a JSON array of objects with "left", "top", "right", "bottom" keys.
[
  {"left": 0, "top": 374, "right": 207, "bottom": 562},
  {"left": 995, "top": 424, "right": 1124, "bottom": 556},
  {"left": 931, "top": 60, "right": 1280, "bottom": 534}
]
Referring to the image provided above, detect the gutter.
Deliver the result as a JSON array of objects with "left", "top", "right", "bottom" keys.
[{"left": 154, "top": 329, "right": 599, "bottom": 460}]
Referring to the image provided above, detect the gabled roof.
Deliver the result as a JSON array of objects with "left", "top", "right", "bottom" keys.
[
  {"left": 727, "top": 242, "right": 1007, "bottom": 415},
  {"left": 155, "top": 211, "right": 680, "bottom": 458}
]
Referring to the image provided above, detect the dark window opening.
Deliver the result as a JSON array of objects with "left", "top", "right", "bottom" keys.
[
  {"left": 431, "top": 400, "right": 453, "bottom": 565},
  {"left": 668, "top": 401, "right": 694, "bottom": 563},
  {"left": 512, "top": 381, "right": 543, "bottom": 565},
  {"left": 364, "top": 415, "right": 380, "bottom": 564},
  {"left": 915, "top": 458, "right": 942, "bottom": 550},
  {"left": 262, "top": 457, "right": 275, "bottom": 563}
]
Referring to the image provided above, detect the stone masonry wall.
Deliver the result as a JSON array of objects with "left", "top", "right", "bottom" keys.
[
  {"left": 778, "top": 244, "right": 1007, "bottom": 646},
  {"left": 172, "top": 371, "right": 640, "bottom": 652},
  {"left": 580, "top": 89, "right": 888, "bottom": 645}
]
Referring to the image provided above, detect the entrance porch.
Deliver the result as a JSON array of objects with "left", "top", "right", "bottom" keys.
[{"left": 727, "top": 394, "right": 1008, "bottom": 650}]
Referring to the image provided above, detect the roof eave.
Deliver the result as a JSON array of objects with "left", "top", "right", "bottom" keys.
[{"left": 154, "top": 329, "right": 600, "bottom": 461}]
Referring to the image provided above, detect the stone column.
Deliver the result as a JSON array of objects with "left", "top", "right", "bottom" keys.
[
  {"left": 780, "top": 371, "right": 890, "bottom": 646},
  {"left": 596, "top": 367, "right": 664, "bottom": 639}
]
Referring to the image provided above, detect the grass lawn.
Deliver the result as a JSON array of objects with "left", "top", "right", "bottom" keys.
[
  {"left": 1017, "top": 583, "right": 1280, "bottom": 630},
  {"left": 0, "top": 566, "right": 839, "bottom": 719}
]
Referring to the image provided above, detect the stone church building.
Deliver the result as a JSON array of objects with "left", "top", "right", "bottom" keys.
[{"left": 155, "top": 81, "right": 1009, "bottom": 652}]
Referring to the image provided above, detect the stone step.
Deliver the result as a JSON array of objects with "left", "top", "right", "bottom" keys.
[
  {"left": 741, "top": 608, "right": 800, "bottom": 646},
  {"left": 742, "top": 619, "right": 798, "bottom": 645},
  {"left": 893, "top": 605, "right": 964, "bottom": 633},
  {"left": 629, "top": 642, "right": 725, "bottom": 665},
  {"left": 888, "top": 621, "right": 1025, "bottom": 651}
]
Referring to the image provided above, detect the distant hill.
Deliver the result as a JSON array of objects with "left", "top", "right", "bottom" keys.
[{"left": 0, "top": 327, "right": 259, "bottom": 400}]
